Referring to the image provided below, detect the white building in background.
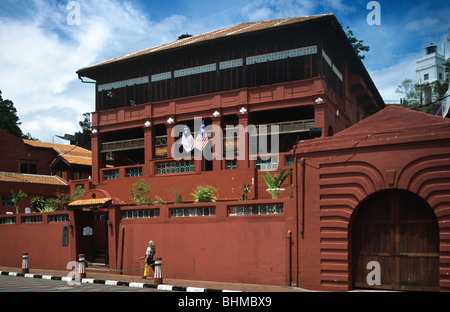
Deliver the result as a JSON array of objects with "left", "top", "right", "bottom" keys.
[{"left": 416, "top": 44, "right": 447, "bottom": 84}]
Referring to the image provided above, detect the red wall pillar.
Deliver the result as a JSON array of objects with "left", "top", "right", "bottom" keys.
[
  {"left": 212, "top": 115, "right": 223, "bottom": 171},
  {"left": 166, "top": 123, "right": 175, "bottom": 160},
  {"left": 144, "top": 124, "right": 154, "bottom": 176},
  {"left": 237, "top": 111, "right": 250, "bottom": 169},
  {"left": 91, "top": 131, "right": 102, "bottom": 185}
]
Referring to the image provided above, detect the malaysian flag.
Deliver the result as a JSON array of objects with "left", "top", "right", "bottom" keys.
[
  {"left": 182, "top": 124, "right": 194, "bottom": 152},
  {"left": 194, "top": 121, "right": 208, "bottom": 151}
]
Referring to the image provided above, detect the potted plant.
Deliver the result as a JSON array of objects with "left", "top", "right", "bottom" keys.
[
  {"left": 263, "top": 169, "right": 293, "bottom": 199},
  {"left": 239, "top": 183, "right": 252, "bottom": 201},
  {"left": 192, "top": 186, "right": 217, "bottom": 203},
  {"left": 11, "top": 189, "right": 27, "bottom": 214}
]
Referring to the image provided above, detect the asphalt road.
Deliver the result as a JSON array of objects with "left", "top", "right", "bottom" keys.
[{"left": 0, "top": 274, "right": 167, "bottom": 292}]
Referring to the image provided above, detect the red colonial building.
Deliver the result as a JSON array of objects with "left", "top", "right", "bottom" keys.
[
  {"left": 75, "top": 14, "right": 383, "bottom": 202},
  {"left": 4, "top": 14, "right": 449, "bottom": 292},
  {"left": 0, "top": 129, "right": 91, "bottom": 214}
]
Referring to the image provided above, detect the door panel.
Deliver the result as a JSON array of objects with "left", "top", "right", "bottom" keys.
[{"left": 352, "top": 190, "right": 439, "bottom": 291}]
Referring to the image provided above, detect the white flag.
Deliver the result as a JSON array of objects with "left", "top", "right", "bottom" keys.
[
  {"left": 182, "top": 124, "right": 194, "bottom": 152},
  {"left": 443, "top": 86, "right": 450, "bottom": 118}
]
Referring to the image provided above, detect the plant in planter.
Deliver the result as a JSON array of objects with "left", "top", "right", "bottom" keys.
[
  {"left": 168, "top": 187, "right": 183, "bottom": 204},
  {"left": 11, "top": 189, "right": 27, "bottom": 214},
  {"left": 239, "top": 183, "right": 252, "bottom": 201},
  {"left": 192, "top": 186, "right": 217, "bottom": 203},
  {"left": 129, "top": 179, "right": 153, "bottom": 206},
  {"left": 39, "top": 198, "right": 59, "bottom": 212},
  {"left": 30, "top": 196, "right": 46, "bottom": 212},
  {"left": 262, "top": 169, "right": 293, "bottom": 199}
]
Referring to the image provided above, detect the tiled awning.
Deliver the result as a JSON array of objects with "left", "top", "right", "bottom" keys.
[{"left": 68, "top": 198, "right": 112, "bottom": 208}]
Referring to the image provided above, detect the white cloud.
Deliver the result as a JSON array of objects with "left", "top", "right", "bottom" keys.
[
  {"left": 369, "top": 52, "right": 421, "bottom": 102},
  {"left": 0, "top": 0, "right": 193, "bottom": 143}
]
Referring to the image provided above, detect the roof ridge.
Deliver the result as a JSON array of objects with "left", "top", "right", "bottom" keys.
[{"left": 78, "top": 14, "right": 335, "bottom": 72}]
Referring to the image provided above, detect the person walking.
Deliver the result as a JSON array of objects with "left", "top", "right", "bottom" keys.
[{"left": 140, "top": 240, "right": 155, "bottom": 279}]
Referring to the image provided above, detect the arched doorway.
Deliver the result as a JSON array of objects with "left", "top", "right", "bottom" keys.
[{"left": 351, "top": 189, "right": 439, "bottom": 291}]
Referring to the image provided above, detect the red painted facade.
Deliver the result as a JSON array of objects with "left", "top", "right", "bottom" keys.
[
  {"left": 294, "top": 106, "right": 450, "bottom": 291},
  {"left": 4, "top": 15, "right": 449, "bottom": 292},
  {"left": 0, "top": 128, "right": 90, "bottom": 214}
]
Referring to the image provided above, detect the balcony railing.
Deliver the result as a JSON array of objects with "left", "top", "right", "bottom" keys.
[{"left": 101, "top": 138, "right": 145, "bottom": 153}]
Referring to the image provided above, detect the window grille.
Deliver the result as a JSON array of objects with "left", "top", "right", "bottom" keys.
[
  {"left": 122, "top": 209, "right": 160, "bottom": 219},
  {"left": 126, "top": 167, "right": 142, "bottom": 177},
  {"left": 170, "top": 207, "right": 216, "bottom": 217},
  {"left": 104, "top": 170, "right": 119, "bottom": 180},
  {"left": 228, "top": 204, "right": 283, "bottom": 216},
  {"left": 156, "top": 161, "right": 194, "bottom": 175}
]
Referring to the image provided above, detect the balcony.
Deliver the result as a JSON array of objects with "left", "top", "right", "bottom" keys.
[
  {"left": 92, "top": 78, "right": 324, "bottom": 129},
  {"left": 101, "top": 138, "right": 145, "bottom": 153}
]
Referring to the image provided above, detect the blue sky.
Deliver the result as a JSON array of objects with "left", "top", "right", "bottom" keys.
[{"left": 0, "top": 0, "right": 449, "bottom": 143}]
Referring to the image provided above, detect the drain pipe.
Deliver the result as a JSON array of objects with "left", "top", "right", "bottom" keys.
[
  {"left": 77, "top": 74, "right": 96, "bottom": 84},
  {"left": 287, "top": 230, "right": 293, "bottom": 286},
  {"left": 118, "top": 226, "right": 125, "bottom": 275}
]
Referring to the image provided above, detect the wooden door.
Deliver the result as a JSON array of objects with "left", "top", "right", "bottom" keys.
[
  {"left": 352, "top": 190, "right": 439, "bottom": 291},
  {"left": 74, "top": 210, "right": 94, "bottom": 262}
]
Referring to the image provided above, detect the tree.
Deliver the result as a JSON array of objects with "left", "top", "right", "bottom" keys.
[
  {"left": 74, "top": 112, "right": 92, "bottom": 150},
  {"left": 342, "top": 25, "right": 371, "bottom": 60},
  {"left": 11, "top": 189, "right": 27, "bottom": 214},
  {"left": 0, "top": 90, "right": 23, "bottom": 138},
  {"left": 396, "top": 76, "right": 449, "bottom": 115},
  {"left": 178, "top": 33, "right": 193, "bottom": 40},
  {"left": 129, "top": 179, "right": 153, "bottom": 205},
  {"left": 0, "top": 90, "right": 37, "bottom": 140}
]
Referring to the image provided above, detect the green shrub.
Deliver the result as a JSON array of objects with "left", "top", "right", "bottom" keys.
[{"left": 192, "top": 186, "right": 217, "bottom": 203}]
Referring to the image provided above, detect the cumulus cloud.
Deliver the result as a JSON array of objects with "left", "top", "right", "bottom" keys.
[
  {"left": 0, "top": 0, "right": 191, "bottom": 143},
  {"left": 369, "top": 52, "right": 421, "bottom": 102}
]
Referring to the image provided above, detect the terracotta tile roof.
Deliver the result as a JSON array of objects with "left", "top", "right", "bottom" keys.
[
  {"left": 59, "top": 155, "right": 92, "bottom": 166},
  {"left": 0, "top": 172, "right": 68, "bottom": 186},
  {"left": 68, "top": 198, "right": 112, "bottom": 207},
  {"left": 80, "top": 14, "right": 333, "bottom": 71},
  {"left": 24, "top": 140, "right": 92, "bottom": 166},
  {"left": 24, "top": 140, "right": 91, "bottom": 156}
]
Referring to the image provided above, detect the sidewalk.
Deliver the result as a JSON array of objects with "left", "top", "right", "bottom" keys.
[{"left": 0, "top": 266, "right": 309, "bottom": 292}]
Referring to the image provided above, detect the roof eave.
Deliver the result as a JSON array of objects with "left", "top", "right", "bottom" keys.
[{"left": 76, "top": 14, "right": 336, "bottom": 79}]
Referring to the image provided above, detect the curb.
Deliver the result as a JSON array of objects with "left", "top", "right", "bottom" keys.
[{"left": 0, "top": 271, "right": 240, "bottom": 293}]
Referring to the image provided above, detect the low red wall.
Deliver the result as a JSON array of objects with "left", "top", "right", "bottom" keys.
[
  {"left": 114, "top": 198, "right": 296, "bottom": 286},
  {"left": 0, "top": 211, "right": 76, "bottom": 270},
  {"left": 98, "top": 168, "right": 258, "bottom": 203}
]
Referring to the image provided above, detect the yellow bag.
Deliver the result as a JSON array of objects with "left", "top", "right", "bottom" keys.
[{"left": 144, "top": 265, "right": 150, "bottom": 277}]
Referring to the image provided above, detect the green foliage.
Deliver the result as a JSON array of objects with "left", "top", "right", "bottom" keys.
[
  {"left": 30, "top": 196, "right": 45, "bottom": 211},
  {"left": 262, "top": 169, "right": 293, "bottom": 189},
  {"left": 192, "top": 186, "right": 217, "bottom": 203},
  {"left": 153, "top": 195, "right": 166, "bottom": 206},
  {"left": 0, "top": 90, "right": 23, "bottom": 138},
  {"left": 39, "top": 198, "right": 58, "bottom": 212},
  {"left": 396, "top": 78, "right": 449, "bottom": 115},
  {"left": 341, "top": 25, "right": 370, "bottom": 60},
  {"left": 11, "top": 189, "right": 27, "bottom": 214},
  {"left": 168, "top": 188, "right": 183, "bottom": 204},
  {"left": 239, "top": 183, "right": 252, "bottom": 201},
  {"left": 74, "top": 113, "right": 92, "bottom": 150},
  {"left": 129, "top": 179, "right": 153, "bottom": 206},
  {"left": 178, "top": 33, "right": 193, "bottom": 40}
]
